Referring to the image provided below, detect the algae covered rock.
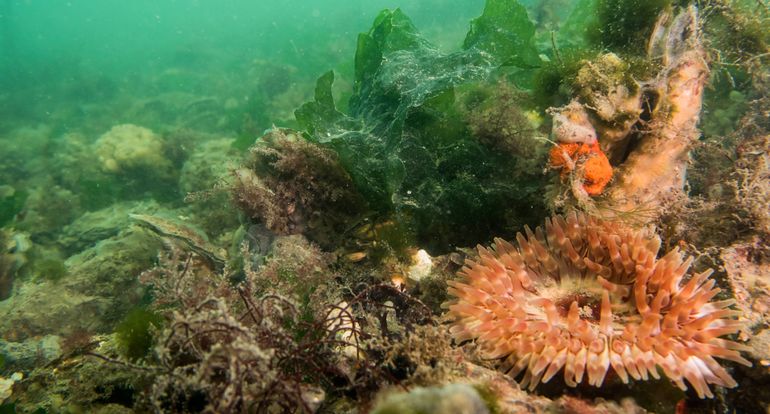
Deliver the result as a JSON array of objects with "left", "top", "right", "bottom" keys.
[
  {"left": 0, "top": 372, "right": 22, "bottom": 404},
  {"left": 179, "top": 137, "right": 241, "bottom": 237},
  {"left": 0, "top": 279, "right": 105, "bottom": 341},
  {"left": 57, "top": 200, "right": 160, "bottom": 255},
  {"left": 574, "top": 53, "right": 642, "bottom": 146},
  {"left": 94, "top": 124, "right": 172, "bottom": 175},
  {"left": 91, "top": 124, "right": 181, "bottom": 201},
  {"left": 248, "top": 234, "right": 330, "bottom": 301},
  {"left": 0, "top": 335, "right": 61, "bottom": 373},
  {"left": 0, "top": 125, "right": 52, "bottom": 185},
  {"left": 0, "top": 229, "right": 27, "bottom": 301},
  {"left": 49, "top": 124, "right": 184, "bottom": 205},
  {"left": 0, "top": 185, "right": 26, "bottom": 228},
  {"left": 372, "top": 384, "right": 491, "bottom": 414},
  {"left": 15, "top": 184, "right": 82, "bottom": 243},
  {"left": 63, "top": 228, "right": 162, "bottom": 302},
  {"left": 0, "top": 228, "right": 161, "bottom": 340},
  {"left": 179, "top": 137, "right": 239, "bottom": 196},
  {"left": 723, "top": 237, "right": 770, "bottom": 338},
  {"left": 11, "top": 334, "right": 148, "bottom": 413}
]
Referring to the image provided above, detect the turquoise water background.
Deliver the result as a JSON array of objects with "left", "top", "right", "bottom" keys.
[
  {"left": 3, "top": 1, "right": 484, "bottom": 57},
  {"left": 0, "top": 0, "right": 768, "bottom": 412},
  {"left": 0, "top": 0, "right": 511, "bottom": 138}
]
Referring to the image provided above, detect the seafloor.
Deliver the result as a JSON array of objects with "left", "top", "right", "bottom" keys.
[{"left": 1, "top": 0, "right": 769, "bottom": 413}]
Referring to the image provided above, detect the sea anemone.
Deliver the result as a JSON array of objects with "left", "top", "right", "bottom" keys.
[{"left": 446, "top": 212, "right": 750, "bottom": 398}]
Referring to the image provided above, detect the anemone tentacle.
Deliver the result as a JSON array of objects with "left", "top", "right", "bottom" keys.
[{"left": 446, "top": 212, "right": 749, "bottom": 398}]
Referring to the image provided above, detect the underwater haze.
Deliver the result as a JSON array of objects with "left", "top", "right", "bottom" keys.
[
  {"left": 1, "top": 0, "right": 485, "bottom": 137},
  {"left": 1, "top": 0, "right": 769, "bottom": 413},
  {"left": 2, "top": 0, "right": 485, "bottom": 66}
]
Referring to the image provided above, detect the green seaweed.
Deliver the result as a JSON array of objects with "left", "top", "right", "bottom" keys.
[
  {"left": 294, "top": 1, "right": 548, "bottom": 253},
  {"left": 588, "top": 0, "right": 673, "bottom": 54},
  {"left": 463, "top": 0, "right": 541, "bottom": 68},
  {"left": 115, "top": 307, "right": 163, "bottom": 362},
  {"left": 34, "top": 258, "right": 68, "bottom": 282},
  {"left": 558, "top": 0, "right": 599, "bottom": 48},
  {"left": 707, "top": 0, "right": 770, "bottom": 59},
  {"left": 76, "top": 177, "right": 121, "bottom": 210},
  {"left": 295, "top": 70, "right": 348, "bottom": 137},
  {"left": 0, "top": 188, "right": 26, "bottom": 228},
  {"left": 232, "top": 134, "right": 258, "bottom": 152},
  {"left": 353, "top": 9, "right": 430, "bottom": 92},
  {"left": 531, "top": 48, "right": 596, "bottom": 110}
]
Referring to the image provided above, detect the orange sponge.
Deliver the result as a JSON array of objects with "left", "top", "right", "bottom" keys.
[{"left": 549, "top": 141, "right": 612, "bottom": 196}]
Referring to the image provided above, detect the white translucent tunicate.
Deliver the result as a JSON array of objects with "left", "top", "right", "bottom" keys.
[{"left": 551, "top": 107, "right": 598, "bottom": 144}]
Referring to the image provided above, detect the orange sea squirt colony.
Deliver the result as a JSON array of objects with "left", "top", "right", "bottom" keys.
[
  {"left": 549, "top": 141, "right": 612, "bottom": 196},
  {"left": 446, "top": 212, "right": 750, "bottom": 398}
]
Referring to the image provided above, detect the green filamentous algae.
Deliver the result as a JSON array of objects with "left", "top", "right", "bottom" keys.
[{"left": 1, "top": 0, "right": 769, "bottom": 413}]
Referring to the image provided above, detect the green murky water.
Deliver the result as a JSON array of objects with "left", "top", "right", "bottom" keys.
[{"left": 1, "top": 0, "right": 768, "bottom": 413}]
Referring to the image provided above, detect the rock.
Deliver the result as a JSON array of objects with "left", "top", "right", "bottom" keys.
[
  {"left": 371, "top": 383, "right": 490, "bottom": 414},
  {"left": 178, "top": 137, "right": 241, "bottom": 238},
  {"left": 552, "top": 395, "right": 648, "bottom": 414},
  {"left": 0, "top": 228, "right": 161, "bottom": 340},
  {"left": 57, "top": 200, "right": 160, "bottom": 255},
  {"left": 0, "top": 372, "right": 22, "bottom": 403},
  {"left": 179, "top": 138, "right": 238, "bottom": 195},
  {"left": 129, "top": 213, "right": 226, "bottom": 271},
  {"left": 15, "top": 184, "right": 82, "bottom": 242},
  {"left": 93, "top": 124, "right": 171, "bottom": 175},
  {"left": 722, "top": 237, "right": 770, "bottom": 339},
  {"left": 0, "top": 335, "right": 62, "bottom": 372},
  {"left": 746, "top": 330, "right": 770, "bottom": 370},
  {"left": 461, "top": 362, "right": 552, "bottom": 413}
]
